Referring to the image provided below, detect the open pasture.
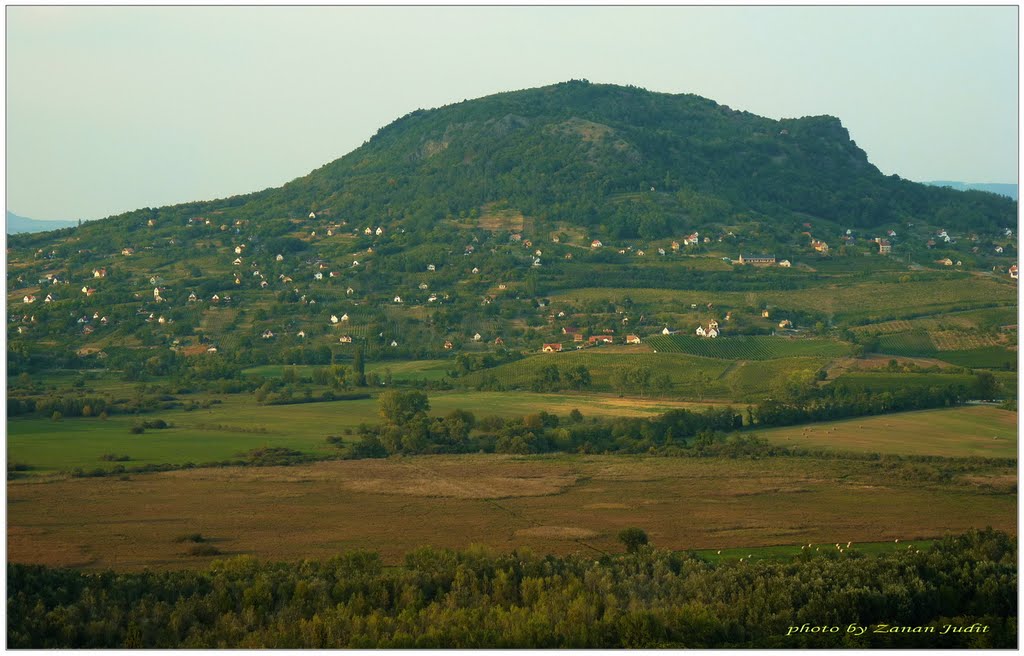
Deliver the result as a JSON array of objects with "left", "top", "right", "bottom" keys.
[
  {"left": 756, "top": 405, "right": 1018, "bottom": 458},
  {"left": 7, "top": 453, "right": 1014, "bottom": 571},
  {"left": 7, "top": 390, "right": 714, "bottom": 475}
]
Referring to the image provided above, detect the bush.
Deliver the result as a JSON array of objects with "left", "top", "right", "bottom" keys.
[{"left": 186, "top": 544, "right": 221, "bottom": 557}]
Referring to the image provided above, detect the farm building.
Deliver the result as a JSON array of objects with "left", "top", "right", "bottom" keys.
[
  {"left": 542, "top": 343, "right": 563, "bottom": 353},
  {"left": 625, "top": 334, "right": 641, "bottom": 344}
]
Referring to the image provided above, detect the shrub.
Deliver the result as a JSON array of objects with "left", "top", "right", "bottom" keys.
[{"left": 186, "top": 544, "right": 221, "bottom": 557}]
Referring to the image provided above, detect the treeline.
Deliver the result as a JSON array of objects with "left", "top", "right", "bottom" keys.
[
  {"left": 751, "top": 381, "right": 965, "bottom": 427},
  {"left": 340, "top": 391, "right": 743, "bottom": 457},
  {"left": 7, "top": 528, "right": 1016, "bottom": 648}
]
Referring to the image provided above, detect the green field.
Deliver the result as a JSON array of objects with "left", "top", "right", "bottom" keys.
[
  {"left": 755, "top": 406, "right": 1018, "bottom": 458},
  {"left": 876, "top": 331, "right": 937, "bottom": 356},
  {"left": 937, "top": 347, "right": 1018, "bottom": 369},
  {"left": 831, "top": 371, "right": 1018, "bottom": 396},
  {"left": 647, "top": 334, "right": 853, "bottom": 360},
  {"left": 7, "top": 390, "right": 715, "bottom": 475}
]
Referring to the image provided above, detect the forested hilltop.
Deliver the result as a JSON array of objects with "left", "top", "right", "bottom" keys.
[{"left": 11, "top": 80, "right": 1015, "bottom": 244}]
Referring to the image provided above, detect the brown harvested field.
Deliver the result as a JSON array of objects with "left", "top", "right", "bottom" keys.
[{"left": 7, "top": 454, "right": 1015, "bottom": 571}]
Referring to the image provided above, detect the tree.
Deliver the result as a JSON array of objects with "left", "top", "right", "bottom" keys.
[
  {"left": 353, "top": 347, "right": 366, "bottom": 387},
  {"left": 974, "top": 371, "right": 1001, "bottom": 400},
  {"left": 378, "top": 390, "right": 430, "bottom": 425},
  {"left": 618, "top": 527, "right": 649, "bottom": 553}
]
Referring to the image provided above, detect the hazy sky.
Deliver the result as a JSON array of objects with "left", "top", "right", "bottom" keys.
[{"left": 6, "top": 5, "right": 1019, "bottom": 221}]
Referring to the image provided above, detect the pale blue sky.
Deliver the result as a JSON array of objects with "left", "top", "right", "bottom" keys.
[{"left": 6, "top": 5, "right": 1019, "bottom": 221}]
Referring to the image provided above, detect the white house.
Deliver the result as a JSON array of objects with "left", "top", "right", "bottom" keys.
[
  {"left": 778, "top": 259, "right": 792, "bottom": 268},
  {"left": 261, "top": 330, "right": 274, "bottom": 339},
  {"left": 22, "top": 295, "right": 36, "bottom": 304},
  {"left": 314, "top": 272, "right": 324, "bottom": 280},
  {"left": 390, "top": 340, "right": 398, "bottom": 347},
  {"left": 707, "top": 328, "right": 719, "bottom": 338},
  {"left": 330, "top": 315, "right": 340, "bottom": 324},
  {"left": 309, "top": 211, "right": 316, "bottom": 219},
  {"left": 472, "top": 267, "right": 480, "bottom": 274},
  {"left": 341, "top": 313, "right": 349, "bottom": 322},
  {"left": 662, "top": 327, "right": 672, "bottom": 335},
  {"left": 376, "top": 227, "right": 384, "bottom": 236},
  {"left": 297, "top": 330, "right": 306, "bottom": 338},
  {"left": 427, "top": 264, "right": 436, "bottom": 271},
  {"left": 473, "top": 333, "right": 482, "bottom": 342},
  {"left": 276, "top": 254, "right": 284, "bottom": 262},
  {"left": 394, "top": 296, "right": 403, "bottom": 303},
  {"left": 695, "top": 326, "right": 706, "bottom": 337},
  {"left": 591, "top": 239, "right": 603, "bottom": 248}
]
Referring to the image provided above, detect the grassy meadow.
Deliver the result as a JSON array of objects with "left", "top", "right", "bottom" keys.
[{"left": 755, "top": 405, "right": 1018, "bottom": 458}]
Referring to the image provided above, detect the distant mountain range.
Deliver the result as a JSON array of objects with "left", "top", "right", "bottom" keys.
[
  {"left": 921, "top": 181, "right": 1017, "bottom": 200},
  {"left": 6, "top": 211, "right": 84, "bottom": 234}
]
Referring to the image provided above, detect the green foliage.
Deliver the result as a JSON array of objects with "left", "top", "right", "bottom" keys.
[
  {"left": 617, "top": 527, "right": 649, "bottom": 553},
  {"left": 6, "top": 528, "right": 1017, "bottom": 648},
  {"left": 378, "top": 390, "right": 431, "bottom": 425}
]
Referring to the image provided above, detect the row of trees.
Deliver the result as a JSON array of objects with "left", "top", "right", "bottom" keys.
[{"left": 7, "top": 528, "right": 1016, "bottom": 648}]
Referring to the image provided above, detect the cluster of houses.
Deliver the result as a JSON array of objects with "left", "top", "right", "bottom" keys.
[
  {"left": 541, "top": 330, "right": 641, "bottom": 352},
  {"left": 694, "top": 320, "right": 720, "bottom": 338}
]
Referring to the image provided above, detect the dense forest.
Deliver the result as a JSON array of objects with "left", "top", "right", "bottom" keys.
[{"left": 7, "top": 528, "right": 1015, "bottom": 648}]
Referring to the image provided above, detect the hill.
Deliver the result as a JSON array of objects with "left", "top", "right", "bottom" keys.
[
  {"left": 921, "top": 180, "right": 1017, "bottom": 200},
  {"left": 6, "top": 211, "right": 83, "bottom": 234},
  {"left": 5, "top": 80, "right": 1018, "bottom": 375}
]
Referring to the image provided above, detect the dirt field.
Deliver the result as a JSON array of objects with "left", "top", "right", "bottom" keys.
[{"left": 7, "top": 454, "right": 1015, "bottom": 571}]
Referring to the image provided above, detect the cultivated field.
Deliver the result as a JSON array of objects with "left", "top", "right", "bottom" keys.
[
  {"left": 756, "top": 406, "right": 1018, "bottom": 458},
  {"left": 7, "top": 453, "right": 1015, "bottom": 571},
  {"left": 548, "top": 277, "right": 1016, "bottom": 322},
  {"left": 647, "top": 334, "right": 853, "bottom": 360}
]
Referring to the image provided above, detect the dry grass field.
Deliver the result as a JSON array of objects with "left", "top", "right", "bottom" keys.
[
  {"left": 8, "top": 454, "right": 1014, "bottom": 572},
  {"left": 755, "top": 406, "right": 1018, "bottom": 458}
]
